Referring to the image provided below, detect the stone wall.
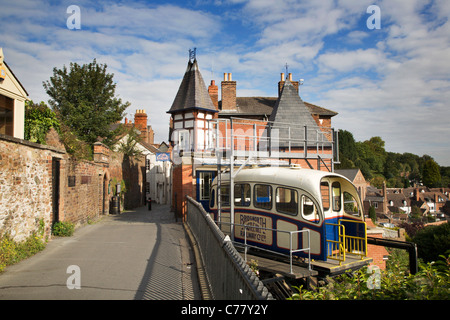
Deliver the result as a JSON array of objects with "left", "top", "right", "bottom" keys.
[
  {"left": 0, "top": 133, "right": 65, "bottom": 241},
  {"left": 0, "top": 131, "right": 145, "bottom": 242}
]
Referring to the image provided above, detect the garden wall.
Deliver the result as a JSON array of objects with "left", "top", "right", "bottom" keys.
[{"left": 0, "top": 131, "right": 145, "bottom": 243}]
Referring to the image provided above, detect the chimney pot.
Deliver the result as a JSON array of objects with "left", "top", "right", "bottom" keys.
[
  {"left": 228, "top": 73, "right": 232, "bottom": 81},
  {"left": 281, "top": 73, "right": 285, "bottom": 81},
  {"left": 289, "top": 73, "right": 292, "bottom": 81},
  {"left": 224, "top": 73, "right": 228, "bottom": 81}
]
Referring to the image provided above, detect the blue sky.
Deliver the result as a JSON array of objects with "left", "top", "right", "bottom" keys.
[{"left": 1, "top": 0, "right": 450, "bottom": 165}]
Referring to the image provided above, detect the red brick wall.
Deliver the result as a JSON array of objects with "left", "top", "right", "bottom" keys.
[
  {"left": 172, "top": 163, "right": 194, "bottom": 221},
  {"left": 61, "top": 158, "right": 104, "bottom": 224},
  {"left": 208, "top": 80, "right": 218, "bottom": 109},
  {"left": 221, "top": 78, "right": 236, "bottom": 111},
  {"left": 366, "top": 220, "right": 388, "bottom": 270}
]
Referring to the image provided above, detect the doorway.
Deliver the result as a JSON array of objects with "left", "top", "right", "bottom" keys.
[
  {"left": 51, "top": 158, "right": 61, "bottom": 224},
  {"left": 196, "top": 170, "right": 216, "bottom": 212}
]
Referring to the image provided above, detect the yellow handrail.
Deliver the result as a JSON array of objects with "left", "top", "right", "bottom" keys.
[
  {"left": 325, "top": 223, "right": 346, "bottom": 265},
  {"left": 339, "top": 219, "right": 367, "bottom": 260}
]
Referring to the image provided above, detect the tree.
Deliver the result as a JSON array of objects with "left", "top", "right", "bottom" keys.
[
  {"left": 43, "top": 59, "right": 129, "bottom": 146},
  {"left": 413, "top": 223, "right": 450, "bottom": 263},
  {"left": 336, "top": 130, "right": 358, "bottom": 168},
  {"left": 368, "top": 206, "right": 376, "bottom": 223},
  {"left": 422, "top": 159, "right": 441, "bottom": 187}
]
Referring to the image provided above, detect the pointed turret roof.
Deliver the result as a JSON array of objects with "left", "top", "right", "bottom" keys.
[
  {"left": 167, "top": 59, "right": 218, "bottom": 114},
  {"left": 268, "top": 79, "right": 324, "bottom": 147}
]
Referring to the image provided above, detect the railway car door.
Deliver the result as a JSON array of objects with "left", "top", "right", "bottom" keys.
[
  {"left": 298, "top": 192, "right": 326, "bottom": 261},
  {"left": 196, "top": 170, "right": 216, "bottom": 212},
  {"left": 322, "top": 179, "right": 342, "bottom": 260},
  {"left": 322, "top": 177, "right": 367, "bottom": 262}
]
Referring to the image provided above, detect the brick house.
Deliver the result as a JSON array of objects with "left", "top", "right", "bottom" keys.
[
  {"left": 335, "top": 168, "right": 368, "bottom": 203},
  {"left": 167, "top": 56, "right": 339, "bottom": 218}
]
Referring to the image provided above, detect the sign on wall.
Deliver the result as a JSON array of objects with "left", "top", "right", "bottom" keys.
[{"left": 156, "top": 152, "right": 170, "bottom": 162}]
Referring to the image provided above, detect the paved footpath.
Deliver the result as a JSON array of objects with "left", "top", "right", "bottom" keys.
[{"left": 0, "top": 204, "right": 201, "bottom": 300}]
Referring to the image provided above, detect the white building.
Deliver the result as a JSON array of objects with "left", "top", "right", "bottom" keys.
[
  {"left": 114, "top": 132, "right": 172, "bottom": 205},
  {"left": 0, "top": 48, "right": 28, "bottom": 139}
]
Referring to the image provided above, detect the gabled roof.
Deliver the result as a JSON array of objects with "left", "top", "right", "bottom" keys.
[
  {"left": 167, "top": 59, "right": 217, "bottom": 114},
  {"left": 267, "top": 80, "right": 324, "bottom": 147},
  {"left": 269, "top": 80, "right": 318, "bottom": 125},
  {"left": 1, "top": 61, "right": 29, "bottom": 99},
  {"left": 335, "top": 169, "right": 363, "bottom": 182},
  {"left": 219, "top": 97, "right": 338, "bottom": 118}
]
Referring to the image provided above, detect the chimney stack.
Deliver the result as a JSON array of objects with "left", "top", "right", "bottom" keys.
[
  {"left": 278, "top": 72, "right": 300, "bottom": 97},
  {"left": 221, "top": 73, "right": 236, "bottom": 111},
  {"left": 208, "top": 80, "right": 218, "bottom": 109},
  {"left": 134, "top": 109, "right": 148, "bottom": 142}
]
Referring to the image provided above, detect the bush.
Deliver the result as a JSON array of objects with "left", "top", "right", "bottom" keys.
[
  {"left": 52, "top": 221, "right": 75, "bottom": 237},
  {"left": 0, "top": 232, "right": 47, "bottom": 273},
  {"left": 24, "top": 100, "right": 60, "bottom": 144},
  {"left": 413, "top": 223, "right": 450, "bottom": 263},
  {"left": 289, "top": 254, "right": 450, "bottom": 300}
]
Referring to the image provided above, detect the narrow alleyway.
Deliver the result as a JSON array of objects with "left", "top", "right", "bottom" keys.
[{"left": 0, "top": 204, "right": 201, "bottom": 300}]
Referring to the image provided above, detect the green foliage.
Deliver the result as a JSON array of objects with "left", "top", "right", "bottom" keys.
[
  {"left": 422, "top": 159, "right": 441, "bottom": 188},
  {"left": 24, "top": 100, "right": 60, "bottom": 144},
  {"left": 52, "top": 221, "right": 75, "bottom": 237},
  {"left": 0, "top": 220, "right": 47, "bottom": 272},
  {"left": 368, "top": 206, "right": 376, "bottom": 223},
  {"left": 43, "top": 59, "right": 129, "bottom": 146},
  {"left": 337, "top": 130, "right": 450, "bottom": 188},
  {"left": 111, "top": 178, "right": 127, "bottom": 209},
  {"left": 116, "top": 127, "right": 145, "bottom": 160},
  {"left": 412, "top": 223, "right": 450, "bottom": 263},
  {"left": 58, "top": 122, "right": 93, "bottom": 160},
  {"left": 289, "top": 254, "right": 450, "bottom": 300}
]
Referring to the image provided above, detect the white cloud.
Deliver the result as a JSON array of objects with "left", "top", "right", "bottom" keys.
[
  {"left": 317, "top": 48, "right": 386, "bottom": 73},
  {"left": 1, "top": 0, "right": 449, "bottom": 165}
]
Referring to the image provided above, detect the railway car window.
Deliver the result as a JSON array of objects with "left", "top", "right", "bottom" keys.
[
  {"left": 199, "top": 171, "right": 213, "bottom": 201},
  {"left": 332, "top": 182, "right": 341, "bottom": 212},
  {"left": 344, "top": 191, "right": 360, "bottom": 217},
  {"left": 220, "top": 186, "right": 230, "bottom": 206},
  {"left": 302, "top": 195, "right": 319, "bottom": 223},
  {"left": 210, "top": 189, "right": 215, "bottom": 208},
  {"left": 321, "top": 182, "right": 330, "bottom": 211},
  {"left": 276, "top": 187, "right": 298, "bottom": 216},
  {"left": 254, "top": 184, "right": 272, "bottom": 210},
  {"left": 234, "top": 184, "right": 251, "bottom": 207}
]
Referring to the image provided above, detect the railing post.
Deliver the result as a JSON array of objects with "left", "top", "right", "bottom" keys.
[{"left": 289, "top": 231, "right": 293, "bottom": 274}]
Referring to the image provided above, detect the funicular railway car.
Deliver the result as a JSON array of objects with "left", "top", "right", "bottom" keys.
[{"left": 208, "top": 166, "right": 372, "bottom": 275}]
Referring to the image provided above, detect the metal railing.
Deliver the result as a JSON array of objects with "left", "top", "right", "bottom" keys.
[
  {"left": 325, "top": 223, "right": 346, "bottom": 265},
  {"left": 340, "top": 219, "right": 367, "bottom": 260},
  {"left": 185, "top": 196, "right": 273, "bottom": 300},
  {"left": 325, "top": 219, "right": 368, "bottom": 265},
  {"left": 205, "top": 117, "right": 336, "bottom": 160},
  {"left": 218, "top": 221, "right": 311, "bottom": 274}
]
